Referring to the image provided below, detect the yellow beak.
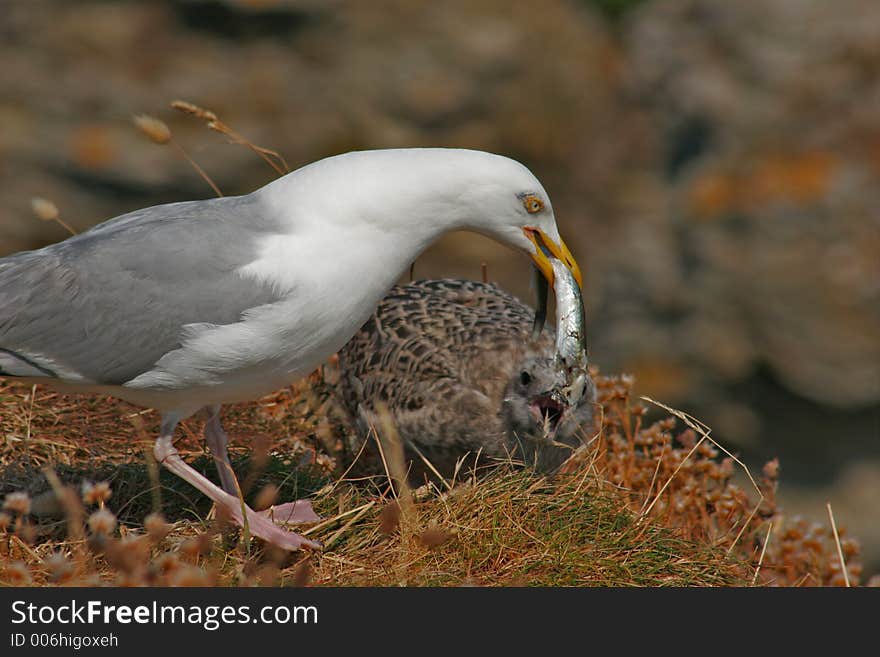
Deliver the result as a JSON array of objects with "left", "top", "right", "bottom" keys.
[{"left": 523, "top": 227, "right": 583, "bottom": 289}]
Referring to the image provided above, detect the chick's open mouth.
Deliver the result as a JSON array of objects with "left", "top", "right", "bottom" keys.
[{"left": 530, "top": 393, "right": 567, "bottom": 437}]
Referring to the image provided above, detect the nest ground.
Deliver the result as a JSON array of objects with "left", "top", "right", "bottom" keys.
[{"left": 0, "top": 367, "right": 867, "bottom": 587}]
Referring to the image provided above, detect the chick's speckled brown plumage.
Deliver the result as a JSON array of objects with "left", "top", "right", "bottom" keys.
[{"left": 335, "top": 280, "right": 596, "bottom": 482}]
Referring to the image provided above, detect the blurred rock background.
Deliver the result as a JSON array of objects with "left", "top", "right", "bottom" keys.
[{"left": 1, "top": 0, "right": 878, "bottom": 571}]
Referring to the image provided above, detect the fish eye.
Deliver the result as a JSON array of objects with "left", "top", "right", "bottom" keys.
[{"left": 520, "top": 370, "right": 532, "bottom": 386}]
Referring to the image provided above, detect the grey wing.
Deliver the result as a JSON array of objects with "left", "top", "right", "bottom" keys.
[{"left": 0, "top": 195, "right": 282, "bottom": 384}]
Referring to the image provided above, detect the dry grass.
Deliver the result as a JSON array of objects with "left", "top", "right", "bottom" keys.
[
  {"left": 133, "top": 113, "right": 224, "bottom": 197},
  {"left": 170, "top": 99, "right": 290, "bottom": 175},
  {"left": 29, "top": 197, "right": 76, "bottom": 236},
  {"left": 0, "top": 367, "right": 868, "bottom": 587}
]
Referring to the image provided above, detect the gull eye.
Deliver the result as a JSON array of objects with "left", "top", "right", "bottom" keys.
[
  {"left": 520, "top": 370, "right": 532, "bottom": 386},
  {"left": 521, "top": 194, "right": 544, "bottom": 214}
]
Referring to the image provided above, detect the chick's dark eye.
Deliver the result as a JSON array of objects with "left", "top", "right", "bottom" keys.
[{"left": 520, "top": 371, "right": 531, "bottom": 386}]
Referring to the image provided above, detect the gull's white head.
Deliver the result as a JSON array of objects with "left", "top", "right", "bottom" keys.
[
  {"left": 433, "top": 148, "right": 582, "bottom": 290},
  {"left": 262, "top": 147, "right": 582, "bottom": 290}
]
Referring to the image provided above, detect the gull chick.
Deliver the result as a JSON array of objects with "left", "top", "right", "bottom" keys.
[{"left": 335, "top": 279, "right": 597, "bottom": 482}]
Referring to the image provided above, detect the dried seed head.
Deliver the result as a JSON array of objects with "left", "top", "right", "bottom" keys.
[
  {"left": 31, "top": 197, "right": 60, "bottom": 222},
  {"left": 241, "top": 558, "right": 260, "bottom": 579},
  {"left": 829, "top": 573, "right": 849, "bottom": 587},
  {"left": 315, "top": 452, "right": 335, "bottom": 471},
  {"left": 417, "top": 526, "right": 453, "bottom": 549},
  {"left": 840, "top": 537, "right": 860, "bottom": 559},
  {"left": 379, "top": 501, "right": 401, "bottom": 535},
  {"left": 4, "top": 561, "right": 32, "bottom": 585},
  {"left": 43, "top": 552, "right": 74, "bottom": 583},
  {"left": 292, "top": 558, "right": 311, "bottom": 587},
  {"left": 82, "top": 481, "right": 112, "bottom": 506},
  {"left": 154, "top": 551, "right": 181, "bottom": 574},
  {"left": 170, "top": 100, "right": 216, "bottom": 122},
  {"left": 762, "top": 458, "right": 780, "bottom": 480},
  {"left": 133, "top": 114, "right": 171, "bottom": 145},
  {"left": 17, "top": 521, "right": 37, "bottom": 545},
  {"left": 180, "top": 532, "right": 213, "bottom": 558},
  {"left": 144, "top": 512, "right": 171, "bottom": 542},
  {"left": 105, "top": 536, "right": 150, "bottom": 575},
  {"left": 256, "top": 563, "right": 280, "bottom": 587},
  {"left": 720, "top": 457, "right": 735, "bottom": 478},
  {"left": 87, "top": 508, "right": 117, "bottom": 535},
  {"left": 3, "top": 492, "right": 31, "bottom": 515},
  {"left": 213, "top": 505, "right": 235, "bottom": 531},
  {"left": 254, "top": 484, "right": 279, "bottom": 511}
]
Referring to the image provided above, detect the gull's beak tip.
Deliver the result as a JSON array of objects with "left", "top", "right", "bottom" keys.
[{"left": 524, "top": 226, "right": 582, "bottom": 289}]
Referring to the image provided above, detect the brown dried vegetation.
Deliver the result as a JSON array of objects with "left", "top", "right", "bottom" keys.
[{"left": 0, "top": 367, "right": 867, "bottom": 587}]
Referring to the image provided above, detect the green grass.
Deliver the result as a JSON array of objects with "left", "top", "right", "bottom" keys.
[{"left": 301, "top": 467, "right": 747, "bottom": 587}]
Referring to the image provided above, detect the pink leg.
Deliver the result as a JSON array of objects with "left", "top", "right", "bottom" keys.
[
  {"left": 202, "top": 407, "right": 321, "bottom": 525},
  {"left": 260, "top": 501, "right": 321, "bottom": 525},
  {"left": 154, "top": 431, "right": 320, "bottom": 551},
  {"left": 203, "top": 405, "right": 239, "bottom": 495}
]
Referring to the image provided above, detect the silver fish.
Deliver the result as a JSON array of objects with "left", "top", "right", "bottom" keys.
[
  {"left": 550, "top": 257, "right": 588, "bottom": 405},
  {"left": 531, "top": 264, "right": 549, "bottom": 339}
]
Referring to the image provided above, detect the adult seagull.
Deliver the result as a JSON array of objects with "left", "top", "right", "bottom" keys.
[{"left": 0, "top": 148, "right": 582, "bottom": 550}]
